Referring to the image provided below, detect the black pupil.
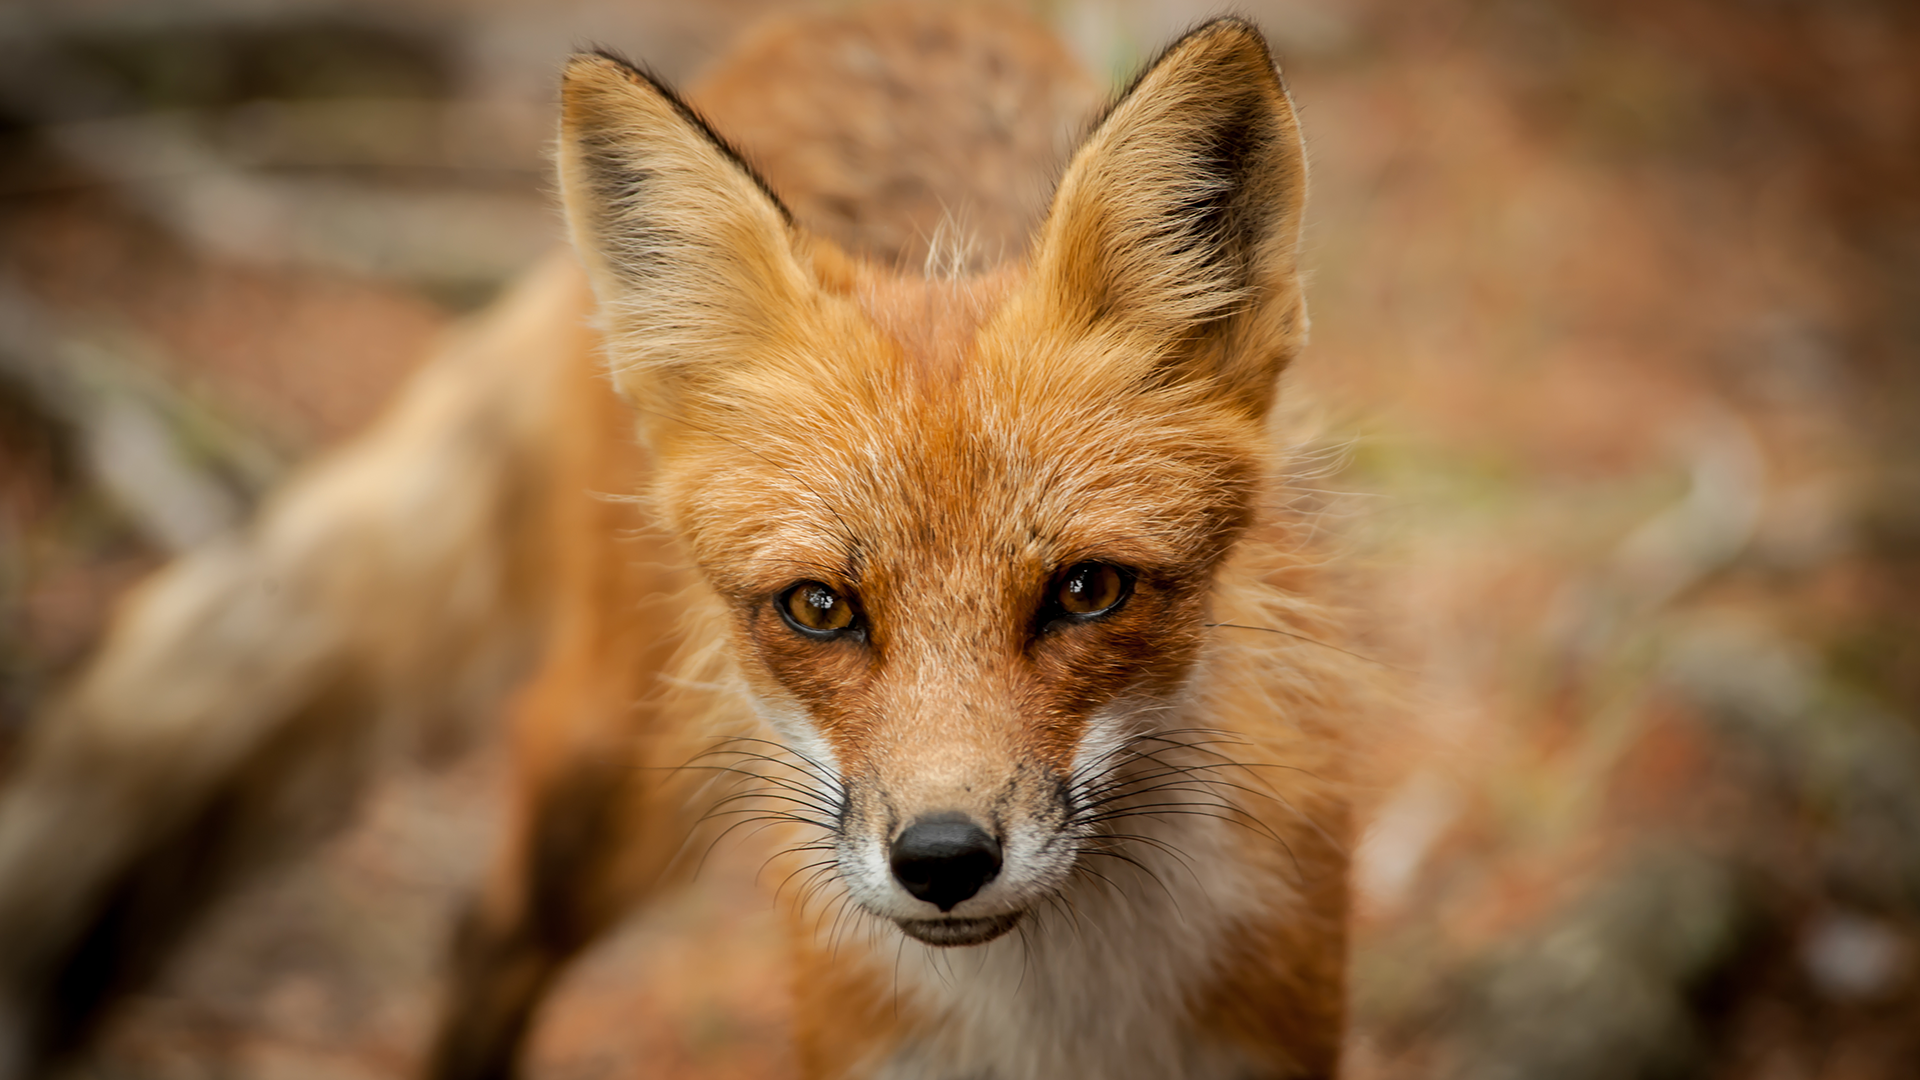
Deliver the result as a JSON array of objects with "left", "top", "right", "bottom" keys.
[{"left": 1063, "top": 564, "right": 1119, "bottom": 614}]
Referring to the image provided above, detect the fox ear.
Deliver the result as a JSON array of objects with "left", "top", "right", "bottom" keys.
[
  {"left": 1030, "top": 19, "right": 1307, "bottom": 419},
  {"left": 557, "top": 52, "right": 813, "bottom": 423}
]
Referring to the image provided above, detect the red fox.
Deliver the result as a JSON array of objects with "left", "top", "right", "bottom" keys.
[{"left": 0, "top": 7, "right": 1361, "bottom": 1079}]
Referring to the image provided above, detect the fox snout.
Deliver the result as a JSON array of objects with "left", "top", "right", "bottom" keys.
[
  {"left": 889, "top": 812, "right": 1002, "bottom": 911},
  {"left": 829, "top": 746, "right": 1076, "bottom": 944}
]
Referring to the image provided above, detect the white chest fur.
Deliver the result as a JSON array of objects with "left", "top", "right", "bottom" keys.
[{"left": 865, "top": 805, "right": 1276, "bottom": 1080}]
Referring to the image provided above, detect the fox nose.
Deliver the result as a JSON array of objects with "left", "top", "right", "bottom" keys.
[{"left": 889, "top": 814, "right": 1002, "bottom": 912}]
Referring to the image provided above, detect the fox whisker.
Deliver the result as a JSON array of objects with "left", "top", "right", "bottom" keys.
[
  {"left": 1203, "top": 621, "right": 1389, "bottom": 668},
  {"left": 698, "top": 735, "right": 843, "bottom": 789},
  {"left": 1074, "top": 847, "right": 1182, "bottom": 912},
  {"left": 772, "top": 857, "right": 840, "bottom": 901}
]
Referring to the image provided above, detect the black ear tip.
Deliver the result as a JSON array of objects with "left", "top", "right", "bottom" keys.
[
  {"left": 558, "top": 44, "right": 796, "bottom": 228},
  {"left": 565, "top": 49, "right": 666, "bottom": 97},
  {"left": 1112, "top": 16, "right": 1278, "bottom": 108},
  {"left": 1193, "top": 15, "right": 1264, "bottom": 36},
  {"left": 584, "top": 45, "right": 643, "bottom": 74},
  {"left": 1177, "top": 16, "right": 1274, "bottom": 58}
]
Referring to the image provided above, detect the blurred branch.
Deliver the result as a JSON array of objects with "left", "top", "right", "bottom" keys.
[
  {"left": 0, "top": 13, "right": 554, "bottom": 293},
  {"left": 35, "top": 112, "right": 554, "bottom": 286},
  {"left": 0, "top": 281, "right": 283, "bottom": 552}
]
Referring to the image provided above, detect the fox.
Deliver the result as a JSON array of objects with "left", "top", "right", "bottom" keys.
[{"left": 0, "top": 6, "right": 1364, "bottom": 1080}]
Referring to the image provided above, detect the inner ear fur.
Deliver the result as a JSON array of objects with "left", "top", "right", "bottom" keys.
[
  {"left": 557, "top": 52, "right": 817, "bottom": 420},
  {"left": 1030, "top": 19, "right": 1308, "bottom": 420}
]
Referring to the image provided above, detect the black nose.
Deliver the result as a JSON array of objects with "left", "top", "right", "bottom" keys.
[{"left": 889, "top": 814, "right": 1002, "bottom": 912}]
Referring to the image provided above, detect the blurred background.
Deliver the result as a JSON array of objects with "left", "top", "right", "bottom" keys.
[{"left": 1, "top": 0, "right": 1916, "bottom": 1077}]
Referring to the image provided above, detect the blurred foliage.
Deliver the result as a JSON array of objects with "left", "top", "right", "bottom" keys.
[
  {"left": 0, "top": 1, "right": 1916, "bottom": 1078},
  {"left": 61, "top": 19, "right": 454, "bottom": 109}
]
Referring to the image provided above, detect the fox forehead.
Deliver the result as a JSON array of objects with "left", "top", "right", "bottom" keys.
[{"left": 663, "top": 270, "right": 1263, "bottom": 602}]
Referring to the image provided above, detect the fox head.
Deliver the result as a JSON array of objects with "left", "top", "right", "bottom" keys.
[{"left": 559, "top": 19, "right": 1307, "bottom": 947}]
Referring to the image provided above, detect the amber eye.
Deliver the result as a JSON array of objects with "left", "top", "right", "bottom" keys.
[
  {"left": 778, "top": 581, "right": 858, "bottom": 637},
  {"left": 1053, "top": 562, "right": 1131, "bottom": 619}
]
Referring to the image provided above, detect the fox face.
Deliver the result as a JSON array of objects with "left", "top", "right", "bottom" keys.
[
  {"left": 673, "top": 327, "right": 1264, "bottom": 947},
  {"left": 559, "top": 20, "right": 1307, "bottom": 948}
]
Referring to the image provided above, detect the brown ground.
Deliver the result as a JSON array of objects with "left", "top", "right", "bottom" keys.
[{"left": 2, "top": 1, "right": 1916, "bottom": 1077}]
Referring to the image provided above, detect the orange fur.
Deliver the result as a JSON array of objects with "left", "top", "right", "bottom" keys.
[
  {"left": 441, "top": 8, "right": 1359, "bottom": 1080},
  {"left": 0, "top": 8, "right": 1363, "bottom": 1080}
]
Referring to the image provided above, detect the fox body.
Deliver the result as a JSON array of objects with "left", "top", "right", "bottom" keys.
[{"left": 0, "top": 7, "right": 1358, "bottom": 1080}]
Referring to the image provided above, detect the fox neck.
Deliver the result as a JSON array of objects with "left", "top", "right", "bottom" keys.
[
  {"left": 875, "top": 778, "right": 1266, "bottom": 1080},
  {"left": 788, "top": 661, "right": 1275, "bottom": 1080}
]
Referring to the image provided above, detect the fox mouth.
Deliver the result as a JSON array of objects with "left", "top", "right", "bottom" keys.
[{"left": 895, "top": 911, "right": 1024, "bottom": 947}]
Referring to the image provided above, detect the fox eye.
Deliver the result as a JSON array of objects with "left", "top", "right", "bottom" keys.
[
  {"left": 1051, "top": 562, "right": 1132, "bottom": 621},
  {"left": 778, "top": 581, "right": 858, "bottom": 637}
]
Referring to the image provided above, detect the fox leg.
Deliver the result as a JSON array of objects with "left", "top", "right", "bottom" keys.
[
  {"left": 415, "top": 246, "right": 703, "bottom": 1079},
  {"left": 423, "top": 572, "right": 701, "bottom": 1080},
  {"left": 426, "top": 749, "right": 658, "bottom": 1080},
  {"left": 0, "top": 259, "right": 593, "bottom": 1080},
  {"left": 424, "top": 613, "right": 705, "bottom": 1078},
  {"left": 0, "top": 679, "right": 389, "bottom": 1079}
]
